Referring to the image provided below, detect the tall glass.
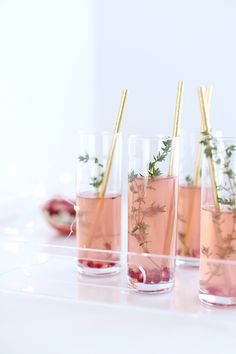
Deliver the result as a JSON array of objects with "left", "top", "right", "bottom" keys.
[
  {"left": 199, "top": 136, "right": 236, "bottom": 306},
  {"left": 177, "top": 133, "right": 201, "bottom": 266},
  {"left": 127, "top": 136, "right": 179, "bottom": 293},
  {"left": 76, "top": 132, "right": 122, "bottom": 276}
]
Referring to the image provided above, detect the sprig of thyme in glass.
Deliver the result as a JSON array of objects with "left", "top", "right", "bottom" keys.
[
  {"left": 78, "top": 153, "right": 90, "bottom": 163},
  {"left": 185, "top": 175, "right": 193, "bottom": 186},
  {"left": 200, "top": 132, "right": 236, "bottom": 283},
  {"left": 218, "top": 145, "right": 236, "bottom": 210},
  {"left": 128, "top": 139, "right": 171, "bottom": 266},
  {"left": 78, "top": 153, "right": 104, "bottom": 193},
  {"left": 147, "top": 139, "right": 172, "bottom": 178},
  {"left": 201, "top": 132, "right": 236, "bottom": 210},
  {"left": 128, "top": 173, "right": 166, "bottom": 267}
]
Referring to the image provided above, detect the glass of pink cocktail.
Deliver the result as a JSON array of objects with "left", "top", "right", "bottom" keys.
[
  {"left": 128, "top": 136, "right": 179, "bottom": 293},
  {"left": 199, "top": 135, "right": 236, "bottom": 306},
  {"left": 76, "top": 132, "right": 122, "bottom": 276},
  {"left": 177, "top": 133, "right": 201, "bottom": 265}
]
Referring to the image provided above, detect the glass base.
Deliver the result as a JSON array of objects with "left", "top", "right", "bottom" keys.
[
  {"left": 128, "top": 278, "right": 174, "bottom": 294},
  {"left": 77, "top": 261, "right": 120, "bottom": 277},
  {"left": 199, "top": 290, "right": 236, "bottom": 306},
  {"left": 177, "top": 256, "right": 199, "bottom": 268}
]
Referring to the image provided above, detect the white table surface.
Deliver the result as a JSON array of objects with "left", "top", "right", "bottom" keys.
[
  {"left": 1, "top": 289, "right": 236, "bottom": 354},
  {"left": 1, "top": 197, "right": 236, "bottom": 353}
]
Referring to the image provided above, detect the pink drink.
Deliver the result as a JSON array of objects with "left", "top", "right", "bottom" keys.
[
  {"left": 199, "top": 207, "right": 236, "bottom": 304},
  {"left": 77, "top": 192, "right": 121, "bottom": 275},
  {"left": 177, "top": 185, "right": 201, "bottom": 261},
  {"left": 128, "top": 175, "right": 177, "bottom": 292}
]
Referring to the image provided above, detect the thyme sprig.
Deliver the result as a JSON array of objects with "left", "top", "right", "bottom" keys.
[
  {"left": 78, "top": 153, "right": 104, "bottom": 193},
  {"left": 128, "top": 139, "right": 171, "bottom": 262},
  {"left": 185, "top": 175, "right": 193, "bottom": 186},
  {"left": 201, "top": 132, "right": 236, "bottom": 209},
  {"left": 200, "top": 132, "right": 236, "bottom": 284},
  {"left": 78, "top": 153, "right": 90, "bottom": 163},
  {"left": 147, "top": 139, "right": 172, "bottom": 178}
]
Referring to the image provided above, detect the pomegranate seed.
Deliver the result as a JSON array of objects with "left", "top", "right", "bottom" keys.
[
  {"left": 128, "top": 268, "right": 136, "bottom": 278},
  {"left": 137, "top": 270, "right": 144, "bottom": 283},
  {"left": 94, "top": 262, "right": 103, "bottom": 268},
  {"left": 87, "top": 261, "right": 95, "bottom": 268},
  {"left": 128, "top": 267, "right": 144, "bottom": 282},
  {"left": 161, "top": 267, "right": 170, "bottom": 282}
]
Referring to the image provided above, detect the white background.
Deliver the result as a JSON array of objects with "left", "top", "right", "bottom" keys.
[
  {"left": 1, "top": 3, "right": 236, "bottom": 352},
  {"left": 1, "top": 0, "right": 236, "bottom": 199}
]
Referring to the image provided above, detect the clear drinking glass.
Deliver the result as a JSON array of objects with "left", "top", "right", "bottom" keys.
[
  {"left": 76, "top": 132, "right": 122, "bottom": 276},
  {"left": 127, "top": 135, "right": 179, "bottom": 293},
  {"left": 177, "top": 133, "right": 201, "bottom": 266},
  {"left": 199, "top": 136, "right": 236, "bottom": 306}
]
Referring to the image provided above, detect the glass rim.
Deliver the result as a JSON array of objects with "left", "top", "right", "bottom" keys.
[
  {"left": 76, "top": 130, "right": 122, "bottom": 137},
  {"left": 180, "top": 129, "right": 223, "bottom": 136},
  {"left": 128, "top": 134, "right": 179, "bottom": 141},
  {"left": 180, "top": 130, "right": 201, "bottom": 139},
  {"left": 207, "top": 136, "right": 236, "bottom": 141}
]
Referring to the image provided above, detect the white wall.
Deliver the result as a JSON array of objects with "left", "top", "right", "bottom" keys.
[
  {"left": 0, "top": 0, "right": 96, "bottom": 199},
  {"left": 93, "top": 0, "right": 236, "bottom": 136},
  {"left": 1, "top": 0, "right": 236, "bottom": 199}
]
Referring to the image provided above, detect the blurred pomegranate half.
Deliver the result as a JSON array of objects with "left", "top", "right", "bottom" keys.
[{"left": 42, "top": 197, "right": 76, "bottom": 235}]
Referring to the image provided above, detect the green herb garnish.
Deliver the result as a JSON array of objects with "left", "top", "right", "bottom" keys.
[
  {"left": 185, "top": 175, "right": 193, "bottom": 185},
  {"left": 147, "top": 139, "right": 172, "bottom": 178},
  {"left": 128, "top": 139, "right": 171, "bottom": 261},
  {"left": 78, "top": 153, "right": 104, "bottom": 193},
  {"left": 200, "top": 132, "right": 236, "bottom": 283}
]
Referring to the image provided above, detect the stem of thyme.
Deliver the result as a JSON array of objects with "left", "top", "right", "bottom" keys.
[{"left": 78, "top": 153, "right": 104, "bottom": 194}]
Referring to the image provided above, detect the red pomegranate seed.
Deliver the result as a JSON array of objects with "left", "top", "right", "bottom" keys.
[
  {"left": 128, "top": 268, "right": 138, "bottom": 280},
  {"left": 87, "top": 261, "right": 95, "bottom": 268},
  {"left": 94, "top": 262, "right": 103, "bottom": 268},
  {"left": 137, "top": 270, "right": 144, "bottom": 283},
  {"left": 161, "top": 267, "right": 170, "bottom": 282},
  {"left": 128, "top": 268, "right": 136, "bottom": 278},
  {"left": 128, "top": 267, "right": 144, "bottom": 282}
]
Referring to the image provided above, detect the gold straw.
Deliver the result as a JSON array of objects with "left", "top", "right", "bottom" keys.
[
  {"left": 83, "top": 89, "right": 128, "bottom": 251},
  {"left": 180, "top": 86, "right": 212, "bottom": 256},
  {"left": 164, "top": 81, "right": 184, "bottom": 255},
  {"left": 205, "top": 85, "right": 213, "bottom": 113},
  {"left": 198, "top": 88, "right": 234, "bottom": 288},
  {"left": 198, "top": 86, "right": 220, "bottom": 211},
  {"left": 168, "top": 81, "right": 184, "bottom": 175},
  {"left": 193, "top": 86, "right": 212, "bottom": 186},
  {"left": 99, "top": 89, "right": 128, "bottom": 197}
]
